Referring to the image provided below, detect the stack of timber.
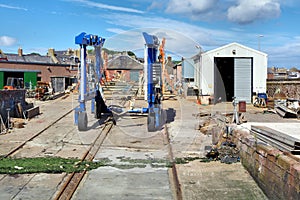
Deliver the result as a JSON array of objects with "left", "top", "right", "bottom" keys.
[{"left": 251, "top": 125, "right": 300, "bottom": 154}]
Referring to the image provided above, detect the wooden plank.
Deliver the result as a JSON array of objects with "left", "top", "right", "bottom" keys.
[
  {"left": 26, "top": 106, "right": 40, "bottom": 119},
  {"left": 251, "top": 125, "right": 300, "bottom": 148}
]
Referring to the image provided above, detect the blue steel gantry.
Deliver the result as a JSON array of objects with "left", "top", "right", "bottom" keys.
[
  {"left": 73, "top": 31, "right": 164, "bottom": 132},
  {"left": 74, "top": 32, "right": 105, "bottom": 131}
]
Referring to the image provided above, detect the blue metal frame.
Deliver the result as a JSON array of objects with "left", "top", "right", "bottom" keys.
[
  {"left": 142, "top": 32, "right": 162, "bottom": 131},
  {"left": 74, "top": 32, "right": 105, "bottom": 126}
]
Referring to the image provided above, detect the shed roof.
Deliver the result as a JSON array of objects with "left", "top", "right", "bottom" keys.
[
  {"left": 0, "top": 68, "right": 41, "bottom": 72},
  {"left": 202, "top": 42, "right": 268, "bottom": 57},
  {"left": 6, "top": 53, "right": 53, "bottom": 63},
  {"left": 107, "top": 55, "right": 143, "bottom": 70}
]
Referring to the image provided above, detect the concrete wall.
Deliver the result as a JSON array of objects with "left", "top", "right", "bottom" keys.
[
  {"left": 267, "top": 79, "right": 300, "bottom": 99},
  {"left": 233, "top": 128, "right": 300, "bottom": 199},
  {"left": 0, "top": 90, "right": 27, "bottom": 124}
]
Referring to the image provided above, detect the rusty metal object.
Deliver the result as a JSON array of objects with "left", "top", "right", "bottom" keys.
[{"left": 26, "top": 106, "right": 40, "bottom": 119}]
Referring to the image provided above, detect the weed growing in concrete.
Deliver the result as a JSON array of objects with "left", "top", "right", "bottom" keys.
[{"left": 0, "top": 157, "right": 108, "bottom": 174}]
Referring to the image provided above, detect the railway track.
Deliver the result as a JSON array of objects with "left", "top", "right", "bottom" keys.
[
  {"left": 164, "top": 125, "right": 183, "bottom": 200},
  {"left": 54, "top": 121, "right": 114, "bottom": 200},
  {"left": 1, "top": 93, "right": 183, "bottom": 199},
  {"left": 2, "top": 109, "right": 74, "bottom": 159}
]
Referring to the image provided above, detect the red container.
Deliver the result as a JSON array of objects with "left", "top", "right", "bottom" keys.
[{"left": 239, "top": 101, "right": 246, "bottom": 112}]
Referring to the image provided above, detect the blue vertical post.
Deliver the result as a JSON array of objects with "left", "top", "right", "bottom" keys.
[{"left": 79, "top": 44, "right": 87, "bottom": 111}]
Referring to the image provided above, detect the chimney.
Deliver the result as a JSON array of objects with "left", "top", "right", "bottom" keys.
[
  {"left": 48, "top": 48, "right": 59, "bottom": 64},
  {"left": 48, "top": 48, "right": 55, "bottom": 56},
  {"left": 18, "top": 47, "right": 23, "bottom": 56}
]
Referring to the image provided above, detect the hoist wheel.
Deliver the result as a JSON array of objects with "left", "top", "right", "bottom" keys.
[
  {"left": 78, "top": 111, "right": 88, "bottom": 131},
  {"left": 147, "top": 113, "right": 156, "bottom": 132}
]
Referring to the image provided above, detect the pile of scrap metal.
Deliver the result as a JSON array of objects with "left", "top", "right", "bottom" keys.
[
  {"left": 35, "top": 81, "right": 54, "bottom": 101},
  {"left": 195, "top": 112, "right": 240, "bottom": 164},
  {"left": 275, "top": 98, "right": 300, "bottom": 118},
  {"left": 205, "top": 126, "right": 240, "bottom": 164}
]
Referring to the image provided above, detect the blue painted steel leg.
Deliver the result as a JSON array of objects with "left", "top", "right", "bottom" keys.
[
  {"left": 91, "top": 98, "right": 95, "bottom": 113},
  {"left": 74, "top": 32, "right": 105, "bottom": 130},
  {"left": 142, "top": 32, "right": 163, "bottom": 132}
]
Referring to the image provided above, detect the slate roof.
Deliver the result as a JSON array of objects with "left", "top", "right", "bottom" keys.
[
  {"left": 54, "top": 50, "right": 78, "bottom": 64},
  {"left": 107, "top": 55, "right": 143, "bottom": 70},
  {"left": 1, "top": 50, "right": 76, "bottom": 66},
  {"left": 6, "top": 53, "right": 53, "bottom": 64}
]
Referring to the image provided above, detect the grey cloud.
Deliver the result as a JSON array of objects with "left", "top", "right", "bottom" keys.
[{"left": 227, "top": 0, "right": 281, "bottom": 24}]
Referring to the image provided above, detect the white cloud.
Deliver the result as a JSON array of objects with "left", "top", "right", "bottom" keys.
[
  {"left": 102, "top": 13, "right": 241, "bottom": 58},
  {"left": 106, "top": 28, "right": 127, "bottom": 34},
  {"left": 148, "top": 1, "right": 164, "bottom": 11},
  {"left": 0, "top": 36, "right": 17, "bottom": 46},
  {"left": 227, "top": 0, "right": 281, "bottom": 24},
  {"left": 68, "top": 0, "right": 144, "bottom": 14},
  {"left": 166, "top": 0, "right": 217, "bottom": 14},
  {"left": 0, "top": 3, "right": 27, "bottom": 11}
]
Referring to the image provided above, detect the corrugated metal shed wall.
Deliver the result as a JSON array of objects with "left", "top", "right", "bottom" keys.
[
  {"left": 182, "top": 58, "right": 195, "bottom": 79},
  {"left": 234, "top": 58, "right": 252, "bottom": 103}
]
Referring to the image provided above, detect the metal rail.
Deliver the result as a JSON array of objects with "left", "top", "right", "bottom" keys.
[
  {"left": 54, "top": 120, "right": 114, "bottom": 200},
  {"left": 164, "top": 125, "right": 183, "bottom": 200},
  {"left": 2, "top": 108, "right": 74, "bottom": 159}
]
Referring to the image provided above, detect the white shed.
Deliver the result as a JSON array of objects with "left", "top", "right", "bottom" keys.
[{"left": 195, "top": 42, "right": 268, "bottom": 103}]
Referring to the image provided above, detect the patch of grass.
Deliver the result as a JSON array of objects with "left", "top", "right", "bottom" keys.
[
  {"left": 119, "top": 157, "right": 168, "bottom": 164},
  {"left": 117, "top": 157, "right": 172, "bottom": 168},
  {"left": 174, "top": 157, "right": 203, "bottom": 164},
  {"left": 0, "top": 157, "right": 108, "bottom": 174},
  {"left": 109, "top": 164, "right": 147, "bottom": 169}
]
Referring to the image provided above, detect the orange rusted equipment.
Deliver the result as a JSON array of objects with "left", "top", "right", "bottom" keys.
[
  {"left": 3, "top": 77, "right": 23, "bottom": 90},
  {"left": 158, "top": 38, "right": 166, "bottom": 94}
]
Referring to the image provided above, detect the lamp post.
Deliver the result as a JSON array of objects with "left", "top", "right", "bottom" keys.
[{"left": 195, "top": 45, "right": 202, "bottom": 103}]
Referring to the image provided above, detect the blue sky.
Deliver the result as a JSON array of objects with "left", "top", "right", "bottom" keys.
[{"left": 0, "top": 0, "right": 300, "bottom": 68}]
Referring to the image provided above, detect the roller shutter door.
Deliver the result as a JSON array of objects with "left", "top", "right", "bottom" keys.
[{"left": 234, "top": 58, "right": 252, "bottom": 103}]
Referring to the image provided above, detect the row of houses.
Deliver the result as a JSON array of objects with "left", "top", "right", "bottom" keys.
[
  {"left": 1, "top": 42, "right": 272, "bottom": 104},
  {"left": 267, "top": 67, "right": 300, "bottom": 80},
  {"left": 0, "top": 48, "right": 147, "bottom": 93}
]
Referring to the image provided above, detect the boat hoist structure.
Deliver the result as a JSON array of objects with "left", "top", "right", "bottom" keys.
[
  {"left": 74, "top": 32, "right": 164, "bottom": 132},
  {"left": 74, "top": 32, "right": 106, "bottom": 131}
]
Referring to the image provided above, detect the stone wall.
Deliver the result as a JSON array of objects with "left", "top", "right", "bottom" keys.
[
  {"left": 267, "top": 79, "right": 300, "bottom": 99},
  {"left": 0, "top": 90, "right": 27, "bottom": 124},
  {"left": 233, "top": 128, "right": 300, "bottom": 199}
]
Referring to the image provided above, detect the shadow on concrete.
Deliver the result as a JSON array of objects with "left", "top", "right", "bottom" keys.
[{"left": 87, "top": 114, "right": 112, "bottom": 130}]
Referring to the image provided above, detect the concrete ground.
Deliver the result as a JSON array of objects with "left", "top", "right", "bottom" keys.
[
  {"left": 73, "top": 100, "right": 173, "bottom": 199},
  {"left": 164, "top": 98, "right": 268, "bottom": 199},
  {"left": 0, "top": 94, "right": 287, "bottom": 199}
]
